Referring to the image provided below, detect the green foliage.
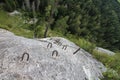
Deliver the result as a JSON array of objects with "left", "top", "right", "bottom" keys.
[
  {"left": 0, "top": 24, "right": 10, "bottom": 30},
  {"left": 102, "top": 68, "right": 120, "bottom": 80},
  {"left": 34, "top": 24, "right": 46, "bottom": 38},
  {"left": 53, "top": 16, "right": 69, "bottom": 35},
  {"left": 1, "top": 1, "right": 120, "bottom": 79},
  {"left": 45, "top": 5, "right": 52, "bottom": 17},
  {"left": 68, "top": 15, "right": 81, "bottom": 35},
  {"left": 10, "top": 27, "right": 33, "bottom": 38},
  {"left": 93, "top": 50, "right": 114, "bottom": 66},
  {"left": 77, "top": 38, "right": 96, "bottom": 52},
  {"left": 4, "top": 0, "right": 18, "bottom": 11},
  {"left": 92, "top": 50, "right": 120, "bottom": 80},
  {"left": 0, "top": 24, "right": 33, "bottom": 38},
  {"left": 0, "top": 10, "right": 23, "bottom": 28},
  {"left": 0, "top": 10, "right": 33, "bottom": 38},
  {"left": 66, "top": 34, "right": 96, "bottom": 52},
  {"left": 2, "top": 0, "right": 120, "bottom": 50},
  {"left": 48, "top": 30, "right": 64, "bottom": 37}
]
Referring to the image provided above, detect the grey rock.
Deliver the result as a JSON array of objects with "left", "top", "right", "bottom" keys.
[
  {"left": 0, "top": 29, "right": 106, "bottom": 80},
  {"left": 8, "top": 10, "right": 21, "bottom": 16},
  {"left": 95, "top": 47, "right": 115, "bottom": 55}
]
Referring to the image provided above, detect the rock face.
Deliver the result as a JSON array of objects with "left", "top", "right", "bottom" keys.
[
  {"left": 0, "top": 29, "right": 106, "bottom": 80},
  {"left": 95, "top": 47, "right": 115, "bottom": 55}
]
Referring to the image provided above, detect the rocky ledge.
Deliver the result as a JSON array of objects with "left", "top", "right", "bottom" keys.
[{"left": 0, "top": 29, "right": 106, "bottom": 80}]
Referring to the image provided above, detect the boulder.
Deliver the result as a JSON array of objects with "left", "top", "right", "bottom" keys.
[
  {"left": 95, "top": 47, "right": 115, "bottom": 55},
  {"left": 8, "top": 10, "right": 21, "bottom": 16},
  {"left": 0, "top": 29, "right": 106, "bottom": 80}
]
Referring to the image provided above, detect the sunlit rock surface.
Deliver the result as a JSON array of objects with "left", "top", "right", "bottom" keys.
[{"left": 0, "top": 29, "right": 106, "bottom": 80}]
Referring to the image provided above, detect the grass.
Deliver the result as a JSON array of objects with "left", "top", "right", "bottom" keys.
[
  {"left": 0, "top": 24, "right": 33, "bottom": 38},
  {"left": 64, "top": 33, "right": 96, "bottom": 52},
  {"left": 0, "top": 10, "right": 33, "bottom": 38},
  {"left": 0, "top": 9, "right": 96, "bottom": 51},
  {"left": 93, "top": 50, "right": 120, "bottom": 80}
]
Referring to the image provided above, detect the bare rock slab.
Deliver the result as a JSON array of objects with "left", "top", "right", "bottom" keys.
[{"left": 0, "top": 29, "right": 106, "bottom": 80}]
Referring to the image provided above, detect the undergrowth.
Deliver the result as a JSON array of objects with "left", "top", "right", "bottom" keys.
[
  {"left": 93, "top": 50, "right": 120, "bottom": 80},
  {"left": 0, "top": 10, "right": 33, "bottom": 38}
]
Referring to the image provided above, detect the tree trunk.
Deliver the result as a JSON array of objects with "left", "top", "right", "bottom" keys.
[
  {"left": 44, "top": 24, "right": 49, "bottom": 38},
  {"left": 24, "top": 0, "right": 31, "bottom": 11}
]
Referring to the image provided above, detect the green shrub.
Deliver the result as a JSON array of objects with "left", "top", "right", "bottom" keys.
[
  {"left": 93, "top": 50, "right": 120, "bottom": 80},
  {"left": 0, "top": 24, "right": 10, "bottom": 30},
  {"left": 66, "top": 33, "right": 96, "bottom": 52},
  {"left": 34, "top": 25, "right": 46, "bottom": 38},
  {"left": 102, "top": 68, "right": 120, "bottom": 80},
  {"left": 0, "top": 24, "right": 33, "bottom": 38},
  {"left": 0, "top": 10, "right": 23, "bottom": 28},
  {"left": 9, "top": 27, "right": 33, "bottom": 38}
]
